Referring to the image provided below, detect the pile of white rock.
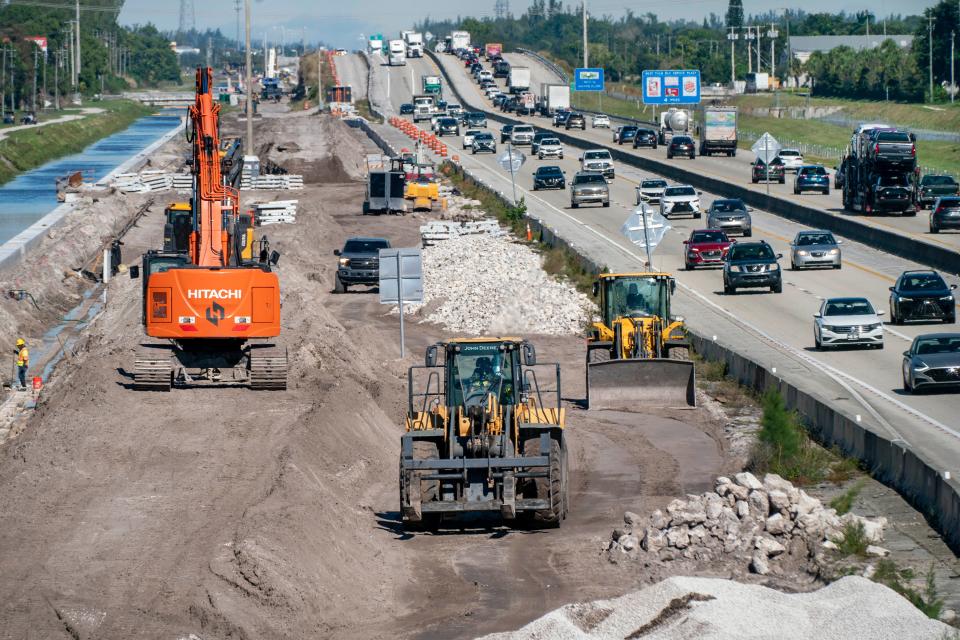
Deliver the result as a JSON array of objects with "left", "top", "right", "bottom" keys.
[
  {"left": 410, "top": 233, "right": 594, "bottom": 336},
  {"left": 608, "top": 472, "right": 888, "bottom": 576}
]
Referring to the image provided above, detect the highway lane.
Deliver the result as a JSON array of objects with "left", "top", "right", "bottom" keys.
[
  {"left": 342, "top": 52, "right": 960, "bottom": 475},
  {"left": 436, "top": 51, "right": 960, "bottom": 255}
]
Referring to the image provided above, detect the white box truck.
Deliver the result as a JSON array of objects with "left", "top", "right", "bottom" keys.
[
  {"left": 539, "top": 83, "right": 570, "bottom": 115},
  {"left": 388, "top": 39, "right": 406, "bottom": 66},
  {"left": 450, "top": 31, "right": 471, "bottom": 52},
  {"left": 508, "top": 66, "right": 531, "bottom": 94},
  {"left": 403, "top": 31, "right": 424, "bottom": 58},
  {"left": 697, "top": 105, "right": 738, "bottom": 157}
]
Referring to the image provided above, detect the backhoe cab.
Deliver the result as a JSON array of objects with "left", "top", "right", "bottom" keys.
[
  {"left": 400, "top": 338, "right": 569, "bottom": 529},
  {"left": 586, "top": 273, "right": 695, "bottom": 409}
]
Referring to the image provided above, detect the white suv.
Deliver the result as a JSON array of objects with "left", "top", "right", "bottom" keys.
[
  {"left": 592, "top": 114, "right": 611, "bottom": 128},
  {"left": 778, "top": 148, "right": 805, "bottom": 172},
  {"left": 660, "top": 185, "right": 702, "bottom": 219},
  {"left": 538, "top": 138, "right": 564, "bottom": 159}
]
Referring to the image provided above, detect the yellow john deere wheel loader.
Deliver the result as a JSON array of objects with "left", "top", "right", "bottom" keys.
[
  {"left": 399, "top": 338, "right": 568, "bottom": 529},
  {"left": 586, "top": 273, "right": 695, "bottom": 409}
]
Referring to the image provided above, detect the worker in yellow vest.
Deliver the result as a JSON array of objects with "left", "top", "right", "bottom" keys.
[{"left": 14, "top": 338, "right": 28, "bottom": 390}]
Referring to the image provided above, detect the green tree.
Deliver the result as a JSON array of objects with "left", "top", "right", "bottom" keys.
[{"left": 726, "top": 0, "right": 744, "bottom": 29}]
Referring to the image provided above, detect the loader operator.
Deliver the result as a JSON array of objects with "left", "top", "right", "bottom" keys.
[{"left": 464, "top": 356, "right": 513, "bottom": 404}]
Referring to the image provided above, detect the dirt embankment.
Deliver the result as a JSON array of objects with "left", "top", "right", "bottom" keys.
[{"left": 0, "top": 107, "right": 738, "bottom": 639}]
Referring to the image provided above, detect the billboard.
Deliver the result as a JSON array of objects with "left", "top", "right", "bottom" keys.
[
  {"left": 641, "top": 70, "right": 701, "bottom": 105},
  {"left": 574, "top": 67, "right": 604, "bottom": 92}
]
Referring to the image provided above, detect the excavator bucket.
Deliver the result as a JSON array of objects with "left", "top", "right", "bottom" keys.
[{"left": 587, "top": 358, "right": 696, "bottom": 410}]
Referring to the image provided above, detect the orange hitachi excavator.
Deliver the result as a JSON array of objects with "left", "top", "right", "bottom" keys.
[{"left": 131, "top": 67, "right": 287, "bottom": 391}]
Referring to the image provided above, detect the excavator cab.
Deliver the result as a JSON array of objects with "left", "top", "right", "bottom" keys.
[
  {"left": 400, "top": 338, "right": 568, "bottom": 529},
  {"left": 586, "top": 273, "right": 695, "bottom": 409}
]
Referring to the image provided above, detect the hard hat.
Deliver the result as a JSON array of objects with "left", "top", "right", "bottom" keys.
[{"left": 16, "top": 338, "right": 25, "bottom": 346}]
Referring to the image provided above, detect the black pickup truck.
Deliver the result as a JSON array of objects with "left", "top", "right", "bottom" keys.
[
  {"left": 334, "top": 237, "right": 390, "bottom": 293},
  {"left": 918, "top": 174, "right": 960, "bottom": 208},
  {"left": 867, "top": 129, "right": 916, "bottom": 171}
]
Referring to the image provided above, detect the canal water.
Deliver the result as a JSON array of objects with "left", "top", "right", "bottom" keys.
[{"left": 0, "top": 111, "right": 183, "bottom": 245}]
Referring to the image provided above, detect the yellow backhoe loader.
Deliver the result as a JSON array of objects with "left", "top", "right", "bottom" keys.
[{"left": 586, "top": 273, "right": 695, "bottom": 409}]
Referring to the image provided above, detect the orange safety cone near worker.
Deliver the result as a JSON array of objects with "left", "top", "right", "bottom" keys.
[{"left": 14, "top": 338, "right": 28, "bottom": 391}]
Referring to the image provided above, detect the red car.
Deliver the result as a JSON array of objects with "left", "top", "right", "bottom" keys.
[{"left": 683, "top": 229, "right": 733, "bottom": 270}]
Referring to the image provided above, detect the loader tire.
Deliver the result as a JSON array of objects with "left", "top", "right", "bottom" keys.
[
  {"left": 412, "top": 441, "right": 441, "bottom": 530},
  {"left": 523, "top": 437, "right": 563, "bottom": 527},
  {"left": 667, "top": 346, "right": 690, "bottom": 361}
]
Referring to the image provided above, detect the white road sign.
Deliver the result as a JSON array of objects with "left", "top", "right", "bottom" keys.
[
  {"left": 498, "top": 148, "right": 526, "bottom": 173},
  {"left": 751, "top": 132, "right": 781, "bottom": 164}
]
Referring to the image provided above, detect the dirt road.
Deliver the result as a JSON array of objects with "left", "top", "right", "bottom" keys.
[{"left": 0, "top": 107, "right": 734, "bottom": 639}]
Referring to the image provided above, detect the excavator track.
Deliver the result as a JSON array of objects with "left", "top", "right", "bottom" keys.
[
  {"left": 133, "top": 353, "right": 172, "bottom": 391},
  {"left": 249, "top": 347, "right": 288, "bottom": 390}
]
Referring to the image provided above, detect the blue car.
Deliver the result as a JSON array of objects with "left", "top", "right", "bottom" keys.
[{"left": 794, "top": 165, "right": 830, "bottom": 195}]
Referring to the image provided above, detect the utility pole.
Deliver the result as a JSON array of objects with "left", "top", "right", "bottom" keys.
[
  {"left": 54, "top": 51, "right": 59, "bottom": 109},
  {"left": 727, "top": 28, "right": 738, "bottom": 85},
  {"left": 582, "top": 0, "right": 588, "bottom": 68},
  {"left": 745, "top": 27, "right": 754, "bottom": 73},
  {"left": 952, "top": 31, "right": 956, "bottom": 104},
  {"left": 244, "top": 0, "right": 253, "bottom": 158},
  {"left": 75, "top": 0, "right": 81, "bottom": 102},
  {"left": 32, "top": 44, "right": 38, "bottom": 112},
  {"left": 767, "top": 24, "right": 778, "bottom": 78},
  {"left": 929, "top": 15, "right": 935, "bottom": 103}
]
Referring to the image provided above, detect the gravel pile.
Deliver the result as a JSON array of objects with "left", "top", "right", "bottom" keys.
[
  {"left": 607, "top": 472, "right": 888, "bottom": 576},
  {"left": 409, "top": 233, "right": 594, "bottom": 335},
  {"left": 480, "top": 575, "right": 953, "bottom": 639}
]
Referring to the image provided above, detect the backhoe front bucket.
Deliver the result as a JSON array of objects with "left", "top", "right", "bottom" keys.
[{"left": 587, "top": 359, "right": 696, "bottom": 410}]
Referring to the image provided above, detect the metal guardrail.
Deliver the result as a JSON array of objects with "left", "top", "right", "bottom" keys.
[{"left": 514, "top": 48, "right": 568, "bottom": 83}]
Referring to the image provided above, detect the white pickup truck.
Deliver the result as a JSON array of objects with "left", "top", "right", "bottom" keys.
[{"left": 580, "top": 149, "right": 615, "bottom": 181}]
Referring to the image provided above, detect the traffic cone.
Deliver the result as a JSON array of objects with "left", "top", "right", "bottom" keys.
[{"left": 526, "top": 222, "right": 532, "bottom": 241}]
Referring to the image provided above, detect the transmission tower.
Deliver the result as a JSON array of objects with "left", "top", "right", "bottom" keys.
[
  {"left": 494, "top": 0, "right": 509, "bottom": 20},
  {"left": 178, "top": 0, "right": 195, "bottom": 36}
]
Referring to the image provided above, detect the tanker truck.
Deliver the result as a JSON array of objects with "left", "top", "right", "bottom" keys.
[{"left": 658, "top": 108, "right": 691, "bottom": 145}]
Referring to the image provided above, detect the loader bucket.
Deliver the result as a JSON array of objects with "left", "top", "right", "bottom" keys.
[{"left": 587, "top": 359, "right": 696, "bottom": 410}]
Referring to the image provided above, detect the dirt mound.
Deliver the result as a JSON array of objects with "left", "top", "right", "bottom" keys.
[{"left": 232, "top": 110, "right": 366, "bottom": 184}]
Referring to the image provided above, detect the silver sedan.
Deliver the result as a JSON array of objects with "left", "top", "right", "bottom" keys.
[
  {"left": 790, "top": 230, "right": 842, "bottom": 270},
  {"left": 814, "top": 297, "right": 884, "bottom": 350}
]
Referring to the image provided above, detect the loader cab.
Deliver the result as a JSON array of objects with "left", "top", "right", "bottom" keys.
[
  {"left": 163, "top": 203, "right": 193, "bottom": 253},
  {"left": 444, "top": 339, "right": 524, "bottom": 408},
  {"left": 594, "top": 273, "right": 675, "bottom": 325}
]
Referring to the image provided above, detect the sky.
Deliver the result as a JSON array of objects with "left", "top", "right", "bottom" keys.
[{"left": 118, "top": 0, "right": 940, "bottom": 49}]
